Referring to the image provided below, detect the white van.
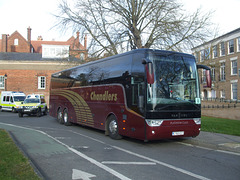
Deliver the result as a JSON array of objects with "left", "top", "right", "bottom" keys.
[{"left": 0, "top": 91, "right": 26, "bottom": 112}]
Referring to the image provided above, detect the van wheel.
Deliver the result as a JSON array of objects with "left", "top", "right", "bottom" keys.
[
  {"left": 107, "top": 115, "right": 122, "bottom": 140},
  {"left": 63, "top": 109, "right": 71, "bottom": 126},
  {"left": 36, "top": 108, "right": 42, "bottom": 117},
  {"left": 43, "top": 107, "right": 48, "bottom": 115},
  {"left": 57, "top": 108, "right": 64, "bottom": 124},
  {"left": 18, "top": 112, "right": 23, "bottom": 117},
  {"left": 12, "top": 107, "right": 17, "bottom": 113}
]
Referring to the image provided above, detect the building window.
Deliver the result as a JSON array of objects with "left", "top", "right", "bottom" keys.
[
  {"left": 38, "top": 76, "right": 46, "bottom": 89},
  {"left": 0, "top": 76, "right": 5, "bottom": 89},
  {"left": 220, "top": 62, "right": 225, "bottom": 81},
  {"left": 211, "top": 90, "right": 216, "bottom": 99},
  {"left": 212, "top": 45, "right": 217, "bottom": 58},
  {"left": 211, "top": 68, "right": 215, "bottom": 81},
  {"left": 220, "top": 90, "right": 225, "bottom": 99},
  {"left": 80, "top": 53, "right": 84, "bottom": 61},
  {"left": 202, "top": 69, "right": 206, "bottom": 83},
  {"left": 220, "top": 42, "right": 225, "bottom": 56},
  {"left": 238, "top": 37, "right": 240, "bottom": 52},
  {"left": 194, "top": 52, "right": 199, "bottom": 63},
  {"left": 231, "top": 60, "right": 237, "bottom": 75},
  {"left": 14, "top": 39, "right": 19, "bottom": 45},
  {"left": 42, "top": 45, "right": 70, "bottom": 58},
  {"left": 204, "top": 48, "right": 210, "bottom": 60},
  {"left": 200, "top": 50, "right": 204, "bottom": 62},
  {"left": 228, "top": 39, "right": 234, "bottom": 54},
  {"left": 231, "top": 82, "right": 238, "bottom": 100}
]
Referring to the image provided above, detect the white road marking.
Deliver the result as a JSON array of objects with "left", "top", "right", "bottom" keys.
[
  {"left": 0, "top": 122, "right": 218, "bottom": 180},
  {"left": 72, "top": 169, "right": 96, "bottom": 180},
  {"left": 178, "top": 142, "right": 240, "bottom": 156},
  {"left": 102, "top": 161, "right": 156, "bottom": 165},
  {"left": 69, "top": 147, "right": 131, "bottom": 180},
  {"left": 0, "top": 123, "right": 131, "bottom": 180},
  {"left": 112, "top": 145, "right": 211, "bottom": 180}
]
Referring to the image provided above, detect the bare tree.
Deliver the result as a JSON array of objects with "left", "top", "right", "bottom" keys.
[{"left": 55, "top": 0, "right": 215, "bottom": 57}]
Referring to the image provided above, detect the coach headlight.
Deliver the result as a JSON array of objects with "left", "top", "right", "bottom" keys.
[
  {"left": 146, "top": 119, "right": 163, "bottom": 127},
  {"left": 193, "top": 118, "right": 201, "bottom": 125}
]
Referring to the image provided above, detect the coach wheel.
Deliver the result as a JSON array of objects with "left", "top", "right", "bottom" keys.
[
  {"left": 57, "top": 108, "right": 64, "bottom": 124},
  {"left": 63, "top": 109, "right": 71, "bottom": 126},
  {"left": 107, "top": 115, "right": 122, "bottom": 140}
]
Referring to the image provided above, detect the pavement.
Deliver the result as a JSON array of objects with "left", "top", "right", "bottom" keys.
[{"left": 180, "top": 131, "right": 240, "bottom": 155}]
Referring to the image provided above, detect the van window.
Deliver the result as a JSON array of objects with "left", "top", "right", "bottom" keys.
[
  {"left": 3, "top": 96, "right": 6, "bottom": 101},
  {"left": 41, "top": 98, "right": 46, "bottom": 104},
  {"left": 10, "top": 96, "right": 13, "bottom": 103},
  {"left": 6, "top": 96, "right": 10, "bottom": 102}
]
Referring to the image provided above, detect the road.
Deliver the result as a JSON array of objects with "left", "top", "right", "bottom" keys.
[{"left": 0, "top": 111, "right": 240, "bottom": 180}]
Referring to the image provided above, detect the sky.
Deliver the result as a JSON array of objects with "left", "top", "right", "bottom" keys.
[{"left": 0, "top": 0, "right": 239, "bottom": 43}]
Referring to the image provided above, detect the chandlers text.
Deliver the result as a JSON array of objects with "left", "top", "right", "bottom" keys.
[{"left": 90, "top": 91, "right": 117, "bottom": 101}]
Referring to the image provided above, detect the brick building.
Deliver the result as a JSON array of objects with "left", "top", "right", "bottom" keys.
[
  {"left": 0, "top": 27, "right": 88, "bottom": 60},
  {"left": 192, "top": 28, "right": 240, "bottom": 101},
  {"left": 0, "top": 27, "right": 87, "bottom": 106}
]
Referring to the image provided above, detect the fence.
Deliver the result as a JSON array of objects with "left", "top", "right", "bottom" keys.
[{"left": 201, "top": 99, "right": 240, "bottom": 120}]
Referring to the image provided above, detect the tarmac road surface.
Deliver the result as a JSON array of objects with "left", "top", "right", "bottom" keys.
[{"left": 0, "top": 111, "right": 240, "bottom": 180}]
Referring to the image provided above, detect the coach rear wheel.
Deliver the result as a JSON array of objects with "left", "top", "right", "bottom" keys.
[
  {"left": 63, "top": 109, "right": 71, "bottom": 126},
  {"left": 107, "top": 115, "right": 122, "bottom": 140},
  {"left": 57, "top": 108, "right": 64, "bottom": 124}
]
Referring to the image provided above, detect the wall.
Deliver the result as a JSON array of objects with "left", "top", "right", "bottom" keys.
[
  {"left": 201, "top": 101, "right": 240, "bottom": 120},
  {"left": 0, "top": 60, "right": 78, "bottom": 106}
]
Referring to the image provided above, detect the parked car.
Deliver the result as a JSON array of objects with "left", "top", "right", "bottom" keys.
[{"left": 18, "top": 94, "right": 47, "bottom": 117}]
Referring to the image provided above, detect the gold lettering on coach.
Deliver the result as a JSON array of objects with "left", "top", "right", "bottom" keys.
[{"left": 90, "top": 91, "right": 117, "bottom": 101}]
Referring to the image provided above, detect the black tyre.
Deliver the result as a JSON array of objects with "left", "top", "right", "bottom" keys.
[
  {"left": 18, "top": 112, "right": 23, "bottom": 117},
  {"left": 63, "top": 109, "right": 71, "bottom": 126},
  {"left": 57, "top": 108, "right": 64, "bottom": 124},
  {"left": 36, "top": 108, "right": 42, "bottom": 117},
  {"left": 43, "top": 107, "right": 48, "bottom": 115},
  {"left": 107, "top": 115, "right": 122, "bottom": 140},
  {"left": 12, "top": 107, "right": 17, "bottom": 113}
]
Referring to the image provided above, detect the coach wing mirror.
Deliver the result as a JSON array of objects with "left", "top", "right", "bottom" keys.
[
  {"left": 142, "top": 59, "right": 154, "bottom": 84},
  {"left": 197, "top": 65, "right": 212, "bottom": 88}
]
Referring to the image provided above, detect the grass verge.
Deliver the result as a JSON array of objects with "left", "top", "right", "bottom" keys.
[
  {"left": 201, "top": 116, "right": 240, "bottom": 136},
  {"left": 0, "top": 129, "right": 41, "bottom": 180}
]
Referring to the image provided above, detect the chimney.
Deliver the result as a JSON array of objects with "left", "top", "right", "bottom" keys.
[
  {"left": 76, "top": 31, "right": 80, "bottom": 45},
  {"left": 84, "top": 34, "right": 87, "bottom": 49},
  {"left": 1, "top": 34, "right": 8, "bottom": 52},
  {"left": 27, "top": 26, "right": 32, "bottom": 53},
  {"left": 27, "top": 26, "right": 32, "bottom": 43}
]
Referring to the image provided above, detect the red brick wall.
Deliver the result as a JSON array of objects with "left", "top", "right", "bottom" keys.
[
  {"left": 0, "top": 69, "right": 57, "bottom": 105},
  {"left": 7, "top": 33, "right": 30, "bottom": 53}
]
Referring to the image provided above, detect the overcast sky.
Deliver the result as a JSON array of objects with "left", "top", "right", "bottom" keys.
[{"left": 0, "top": 0, "right": 239, "bottom": 43}]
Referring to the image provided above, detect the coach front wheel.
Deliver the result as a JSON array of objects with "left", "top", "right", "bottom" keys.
[{"left": 107, "top": 115, "right": 122, "bottom": 140}]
